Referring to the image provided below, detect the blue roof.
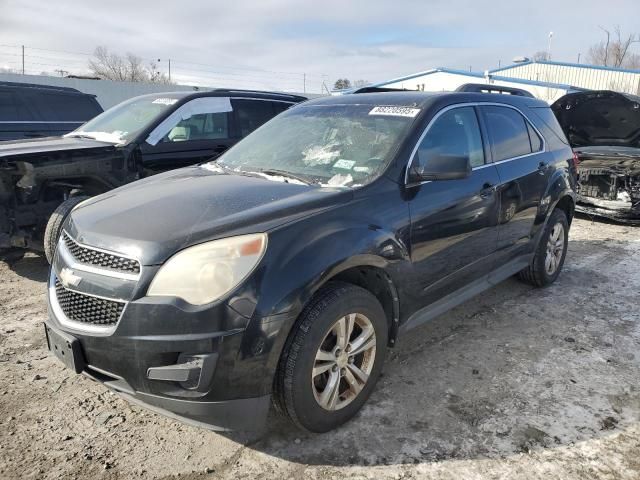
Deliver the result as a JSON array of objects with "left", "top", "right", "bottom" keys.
[
  {"left": 366, "top": 67, "right": 579, "bottom": 91},
  {"left": 489, "top": 60, "right": 640, "bottom": 75}
]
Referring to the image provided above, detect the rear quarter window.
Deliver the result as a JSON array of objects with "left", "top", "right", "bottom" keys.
[
  {"left": 32, "top": 92, "right": 101, "bottom": 122},
  {"left": 0, "top": 90, "right": 36, "bottom": 121}
]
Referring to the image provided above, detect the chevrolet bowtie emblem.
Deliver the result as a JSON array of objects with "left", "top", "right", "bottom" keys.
[{"left": 59, "top": 267, "right": 82, "bottom": 288}]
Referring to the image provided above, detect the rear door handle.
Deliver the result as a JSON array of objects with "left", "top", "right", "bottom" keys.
[
  {"left": 538, "top": 161, "right": 548, "bottom": 174},
  {"left": 480, "top": 182, "right": 495, "bottom": 197}
]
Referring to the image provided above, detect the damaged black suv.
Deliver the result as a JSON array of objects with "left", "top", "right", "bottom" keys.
[
  {"left": 552, "top": 90, "right": 640, "bottom": 223},
  {"left": 45, "top": 91, "right": 576, "bottom": 432},
  {"left": 0, "top": 89, "right": 306, "bottom": 262}
]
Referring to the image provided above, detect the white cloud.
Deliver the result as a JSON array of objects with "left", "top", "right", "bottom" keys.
[{"left": 1, "top": 0, "right": 638, "bottom": 92}]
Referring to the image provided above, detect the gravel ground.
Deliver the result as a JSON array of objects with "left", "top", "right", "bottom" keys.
[{"left": 0, "top": 217, "right": 639, "bottom": 480}]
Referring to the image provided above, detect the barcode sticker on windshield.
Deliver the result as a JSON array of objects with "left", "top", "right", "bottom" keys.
[
  {"left": 152, "top": 98, "right": 178, "bottom": 105},
  {"left": 334, "top": 159, "right": 356, "bottom": 170},
  {"left": 369, "top": 106, "right": 420, "bottom": 118}
]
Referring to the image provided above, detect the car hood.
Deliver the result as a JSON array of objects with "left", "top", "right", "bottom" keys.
[
  {"left": 551, "top": 90, "right": 640, "bottom": 149},
  {"left": 67, "top": 166, "right": 353, "bottom": 265},
  {"left": 0, "top": 136, "right": 117, "bottom": 160}
]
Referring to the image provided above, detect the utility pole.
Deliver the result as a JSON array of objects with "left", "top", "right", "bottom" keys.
[
  {"left": 577, "top": 53, "right": 581, "bottom": 64},
  {"left": 168, "top": 59, "right": 171, "bottom": 82},
  {"left": 547, "top": 31, "right": 553, "bottom": 61},
  {"left": 303, "top": 73, "right": 306, "bottom": 94},
  {"left": 21, "top": 45, "right": 24, "bottom": 75}
]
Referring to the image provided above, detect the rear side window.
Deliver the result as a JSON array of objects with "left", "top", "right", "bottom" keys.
[
  {"left": 272, "top": 101, "right": 293, "bottom": 115},
  {"left": 232, "top": 99, "right": 276, "bottom": 137},
  {"left": 527, "top": 122, "right": 543, "bottom": 152},
  {"left": 530, "top": 107, "right": 570, "bottom": 145},
  {"left": 417, "top": 106, "right": 485, "bottom": 168},
  {"left": 33, "top": 92, "right": 100, "bottom": 121},
  {"left": 482, "top": 106, "right": 532, "bottom": 161},
  {"left": 0, "top": 90, "right": 35, "bottom": 121}
]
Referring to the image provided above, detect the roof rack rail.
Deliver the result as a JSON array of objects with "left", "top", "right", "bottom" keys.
[
  {"left": 455, "top": 83, "right": 534, "bottom": 98},
  {"left": 211, "top": 88, "right": 307, "bottom": 101},
  {"left": 0, "top": 81, "right": 84, "bottom": 94},
  {"left": 351, "top": 86, "right": 412, "bottom": 94}
]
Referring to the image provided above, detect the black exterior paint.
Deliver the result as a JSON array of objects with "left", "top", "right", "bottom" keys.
[
  {"left": 0, "top": 90, "right": 305, "bottom": 251},
  {"left": 46, "top": 91, "right": 577, "bottom": 430},
  {"left": 551, "top": 90, "right": 640, "bottom": 222}
]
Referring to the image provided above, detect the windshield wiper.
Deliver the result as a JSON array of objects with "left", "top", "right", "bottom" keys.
[{"left": 258, "top": 169, "right": 311, "bottom": 185}]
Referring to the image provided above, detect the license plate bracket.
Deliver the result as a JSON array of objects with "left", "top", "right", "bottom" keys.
[{"left": 45, "top": 324, "right": 85, "bottom": 374}]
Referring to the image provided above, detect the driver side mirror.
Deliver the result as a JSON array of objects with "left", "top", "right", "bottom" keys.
[{"left": 411, "top": 150, "right": 472, "bottom": 182}]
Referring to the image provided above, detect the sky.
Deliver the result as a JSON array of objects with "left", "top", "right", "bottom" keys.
[{"left": 1, "top": 0, "right": 639, "bottom": 93}]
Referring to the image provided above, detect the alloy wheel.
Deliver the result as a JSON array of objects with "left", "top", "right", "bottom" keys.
[
  {"left": 545, "top": 222, "right": 565, "bottom": 275},
  {"left": 312, "top": 313, "right": 377, "bottom": 411}
]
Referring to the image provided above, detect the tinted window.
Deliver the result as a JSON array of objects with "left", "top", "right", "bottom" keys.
[
  {"left": 33, "top": 93, "right": 100, "bottom": 121},
  {"left": 527, "top": 122, "right": 543, "bottom": 152},
  {"left": 483, "top": 106, "right": 532, "bottom": 161},
  {"left": 232, "top": 99, "right": 275, "bottom": 137},
  {"left": 0, "top": 91, "right": 35, "bottom": 121},
  {"left": 530, "top": 107, "right": 569, "bottom": 145},
  {"left": 416, "top": 106, "right": 485, "bottom": 168},
  {"left": 272, "top": 101, "right": 293, "bottom": 115}
]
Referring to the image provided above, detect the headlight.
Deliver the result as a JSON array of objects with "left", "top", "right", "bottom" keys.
[{"left": 147, "top": 233, "right": 267, "bottom": 305}]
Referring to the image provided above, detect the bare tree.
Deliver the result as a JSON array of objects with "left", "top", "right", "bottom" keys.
[
  {"left": 89, "top": 46, "right": 172, "bottom": 83},
  {"left": 532, "top": 51, "right": 549, "bottom": 61},
  {"left": 353, "top": 79, "right": 370, "bottom": 88},
  {"left": 588, "top": 26, "right": 640, "bottom": 68}
]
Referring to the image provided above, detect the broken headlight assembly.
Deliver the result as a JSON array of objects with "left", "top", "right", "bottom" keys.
[{"left": 147, "top": 233, "right": 267, "bottom": 305}]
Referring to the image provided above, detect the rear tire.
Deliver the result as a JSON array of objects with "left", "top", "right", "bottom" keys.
[
  {"left": 518, "top": 208, "right": 569, "bottom": 287},
  {"left": 44, "top": 196, "right": 89, "bottom": 264},
  {"left": 274, "top": 282, "right": 388, "bottom": 432}
]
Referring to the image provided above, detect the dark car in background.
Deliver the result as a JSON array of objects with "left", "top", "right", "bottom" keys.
[
  {"left": 552, "top": 90, "right": 640, "bottom": 223},
  {"left": 0, "top": 89, "right": 306, "bottom": 261},
  {"left": 45, "top": 91, "right": 576, "bottom": 432},
  {"left": 0, "top": 81, "right": 102, "bottom": 141}
]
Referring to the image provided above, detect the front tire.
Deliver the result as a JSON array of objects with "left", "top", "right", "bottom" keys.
[
  {"left": 44, "top": 196, "right": 89, "bottom": 264},
  {"left": 275, "top": 282, "right": 388, "bottom": 432},
  {"left": 518, "top": 208, "right": 569, "bottom": 287}
]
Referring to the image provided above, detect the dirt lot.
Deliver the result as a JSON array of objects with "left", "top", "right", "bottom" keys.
[{"left": 0, "top": 217, "right": 639, "bottom": 480}]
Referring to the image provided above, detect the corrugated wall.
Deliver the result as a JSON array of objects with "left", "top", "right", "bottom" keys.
[{"left": 498, "top": 63, "right": 640, "bottom": 95}]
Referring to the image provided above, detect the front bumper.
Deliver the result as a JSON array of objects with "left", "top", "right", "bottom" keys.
[
  {"left": 576, "top": 196, "right": 640, "bottom": 224},
  {"left": 45, "top": 265, "right": 285, "bottom": 430}
]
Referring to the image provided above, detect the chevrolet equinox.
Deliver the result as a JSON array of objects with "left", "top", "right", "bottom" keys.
[{"left": 45, "top": 91, "right": 577, "bottom": 432}]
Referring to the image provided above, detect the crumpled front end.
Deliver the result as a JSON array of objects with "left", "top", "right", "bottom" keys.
[{"left": 576, "top": 154, "right": 640, "bottom": 223}]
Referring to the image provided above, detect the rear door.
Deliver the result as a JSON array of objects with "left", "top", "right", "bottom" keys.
[
  {"left": 407, "top": 105, "right": 501, "bottom": 308},
  {"left": 479, "top": 104, "right": 551, "bottom": 264}
]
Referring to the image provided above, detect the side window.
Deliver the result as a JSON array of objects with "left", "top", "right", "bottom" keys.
[
  {"left": 527, "top": 122, "right": 543, "bottom": 152},
  {"left": 232, "top": 99, "right": 275, "bottom": 137},
  {"left": 483, "top": 106, "right": 532, "bottom": 161},
  {"left": 0, "top": 91, "right": 35, "bottom": 121},
  {"left": 146, "top": 97, "right": 233, "bottom": 145},
  {"left": 165, "top": 112, "right": 229, "bottom": 142},
  {"left": 271, "top": 101, "right": 293, "bottom": 116},
  {"left": 416, "top": 106, "right": 485, "bottom": 169}
]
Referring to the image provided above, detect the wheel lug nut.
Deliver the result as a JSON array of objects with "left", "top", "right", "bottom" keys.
[
  {"left": 332, "top": 365, "right": 338, "bottom": 372},
  {"left": 341, "top": 368, "right": 346, "bottom": 376},
  {"left": 334, "top": 348, "right": 341, "bottom": 357},
  {"left": 346, "top": 345, "right": 351, "bottom": 353},
  {"left": 348, "top": 356, "right": 354, "bottom": 364}
]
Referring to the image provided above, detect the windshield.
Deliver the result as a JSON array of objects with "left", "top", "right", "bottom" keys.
[
  {"left": 66, "top": 94, "right": 182, "bottom": 144},
  {"left": 215, "top": 104, "right": 418, "bottom": 187}
]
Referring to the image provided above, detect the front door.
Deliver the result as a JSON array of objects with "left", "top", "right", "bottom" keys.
[
  {"left": 139, "top": 97, "right": 236, "bottom": 173},
  {"left": 407, "top": 106, "right": 501, "bottom": 309}
]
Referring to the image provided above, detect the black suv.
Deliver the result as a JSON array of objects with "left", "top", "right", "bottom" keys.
[
  {"left": 0, "top": 81, "right": 102, "bottom": 140},
  {"left": 45, "top": 91, "right": 577, "bottom": 432},
  {"left": 0, "top": 89, "right": 305, "bottom": 261}
]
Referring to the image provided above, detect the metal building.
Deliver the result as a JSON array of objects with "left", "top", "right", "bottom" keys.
[
  {"left": 363, "top": 67, "right": 582, "bottom": 103},
  {"left": 489, "top": 60, "right": 640, "bottom": 95}
]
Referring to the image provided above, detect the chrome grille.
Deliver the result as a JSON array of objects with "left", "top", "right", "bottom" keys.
[
  {"left": 54, "top": 279, "right": 125, "bottom": 326},
  {"left": 62, "top": 232, "right": 140, "bottom": 275}
]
